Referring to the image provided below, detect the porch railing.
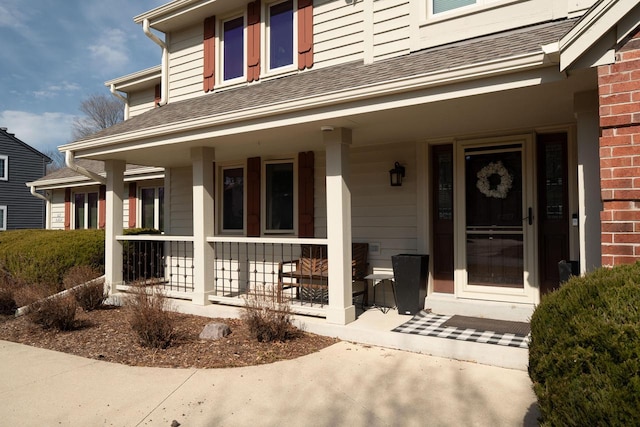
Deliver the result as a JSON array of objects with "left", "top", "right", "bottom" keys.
[
  {"left": 207, "top": 237, "right": 329, "bottom": 310},
  {"left": 118, "top": 235, "right": 195, "bottom": 294}
]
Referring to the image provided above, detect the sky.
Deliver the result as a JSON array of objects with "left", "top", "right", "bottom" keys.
[{"left": 0, "top": 0, "right": 167, "bottom": 154}]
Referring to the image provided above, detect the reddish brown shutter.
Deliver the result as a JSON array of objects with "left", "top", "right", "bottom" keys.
[
  {"left": 247, "top": 1, "right": 261, "bottom": 82},
  {"left": 154, "top": 84, "right": 161, "bottom": 106},
  {"left": 247, "top": 157, "right": 261, "bottom": 237},
  {"left": 98, "top": 185, "right": 106, "bottom": 229},
  {"left": 64, "top": 188, "right": 71, "bottom": 230},
  {"left": 203, "top": 16, "right": 216, "bottom": 92},
  {"left": 298, "top": 151, "right": 315, "bottom": 237},
  {"left": 297, "top": 0, "right": 313, "bottom": 70},
  {"left": 128, "top": 183, "right": 137, "bottom": 229}
]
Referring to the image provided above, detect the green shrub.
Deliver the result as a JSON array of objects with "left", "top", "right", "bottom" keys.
[
  {"left": 126, "top": 283, "right": 176, "bottom": 349},
  {"left": 27, "top": 294, "right": 77, "bottom": 330},
  {"left": 241, "top": 284, "right": 298, "bottom": 343},
  {"left": 0, "top": 229, "right": 104, "bottom": 288},
  {"left": 528, "top": 263, "right": 640, "bottom": 426}
]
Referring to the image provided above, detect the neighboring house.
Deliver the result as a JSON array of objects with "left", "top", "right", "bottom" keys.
[
  {"left": 58, "top": 0, "right": 640, "bottom": 325},
  {"left": 27, "top": 159, "right": 165, "bottom": 231},
  {"left": 0, "top": 127, "right": 51, "bottom": 230}
]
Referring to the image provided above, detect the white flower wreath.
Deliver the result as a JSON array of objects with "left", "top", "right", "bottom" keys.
[{"left": 476, "top": 161, "right": 513, "bottom": 199}]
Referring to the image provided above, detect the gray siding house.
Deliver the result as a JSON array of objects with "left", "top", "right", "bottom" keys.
[{"left": 0, "top": 127, "right": 50, "bottom": 230}]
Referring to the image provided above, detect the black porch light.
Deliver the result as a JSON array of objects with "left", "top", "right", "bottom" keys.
[{"left": 389, "top": 162, "right": 405, "bottom": 187}]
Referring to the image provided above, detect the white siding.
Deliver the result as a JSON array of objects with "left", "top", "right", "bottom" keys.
[
  {"left": 314, "top": 141, "right": 417, "bottom": 272},
  {"left": 419, "top": 0, "right": 569, "bottom": 49},
  {"left": 372, "top": 0, "right": 411, "bottom": 61},
  {"left": 128, "top": 87, "right": 157, "bottom": 118},
  {"left": 313, "top": 0, "right": 365, "bottom": 68},
  {"left": 168, "top": 166, "right": 193, "bottom": 235},
  {"left": 50, "top": 189, "right": 66, "bottom": 230},
  {"left": 168, "top": 26, "right": 204, "bottom": 103}
]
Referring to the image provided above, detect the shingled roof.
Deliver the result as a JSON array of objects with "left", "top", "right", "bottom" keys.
[
  {"left": 77, "top": 18, "right": 577, "bottom": 143},
  {"left": 29, "top": 159, "right": 152, "bottom": 186}
]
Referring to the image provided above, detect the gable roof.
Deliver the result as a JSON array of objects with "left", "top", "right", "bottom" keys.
[
  {"left": 28, "top": 159, "right": 163, "bottom": 189},
  {"left": 63, "top": 18, "right": 577, "bottom": 151},
  {"left": 0, "top": 128, "right": 52, "bottom": 162},
  {"left": 560, "top": 0, "right": 640, "bottom": 71}
]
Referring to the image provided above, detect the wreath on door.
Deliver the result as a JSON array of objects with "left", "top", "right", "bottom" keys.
[{"left": 476, "top": 161, "right": 513, "bottom": 199}]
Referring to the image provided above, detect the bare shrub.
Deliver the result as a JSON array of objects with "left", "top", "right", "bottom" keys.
[
  {"left": 241, "top": 284, "right": 298, "bottom": 343},
  {"left": 63, "top": 265, "right": 102, "bottom": 289},
  {"left": 27, "top": 294, "right": 77, "bottom": 330},
  {"left": 126, "top": 283, "right": 176, "bottom": 349},
  {"left": 0, "top": 288, "right": 17, "bottom": 315}
]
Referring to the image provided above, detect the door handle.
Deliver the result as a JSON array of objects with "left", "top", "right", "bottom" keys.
[{"left": 522, "top": 207, "right": 533, "bottom": 225}]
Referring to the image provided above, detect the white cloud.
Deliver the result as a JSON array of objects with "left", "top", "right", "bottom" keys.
[
  {"left": 32, "top": 81, "right": 82, "bottom": 98},
  {"left": 0, "top": 110, "right": 77, "bottom": 153},
  {"left": 0, "top": 3, "right": 26, "bottom": 30},
  {"left": 88, "top": 28, "right": 130, "bottom": 73}
]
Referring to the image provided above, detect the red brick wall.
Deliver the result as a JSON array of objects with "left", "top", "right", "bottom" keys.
[{"left": 598, "top": 28, "right": 640, "bottom": 266}]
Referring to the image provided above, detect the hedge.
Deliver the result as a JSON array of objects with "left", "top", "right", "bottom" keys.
[
  {"left": 528, "top": 263, "right": 640, "bottom": 426},
  {"left": 0, "top": 229, "right": 105, "bottom": 286}
]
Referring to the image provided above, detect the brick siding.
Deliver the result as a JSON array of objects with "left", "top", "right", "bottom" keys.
[{"left": 598, "top": 27, "right": 640, "bottom": 266}]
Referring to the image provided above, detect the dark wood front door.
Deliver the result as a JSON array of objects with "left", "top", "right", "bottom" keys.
[{"left": 537, "top": 133, "right": 570, "bottom": 295}]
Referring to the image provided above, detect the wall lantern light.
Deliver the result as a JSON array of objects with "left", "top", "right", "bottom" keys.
[{"left": 389, "top": 162, "right": 405, "bottom": 187}]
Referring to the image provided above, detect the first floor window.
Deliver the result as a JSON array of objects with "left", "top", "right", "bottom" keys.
[
  {"left": 222, "top": 167, "right": 244, "bottom": 231},
  {"left": 265, "top": 161, "right": 294, "bottom": 232},
  {"left": 268, "top": 0, "right": 294, "bottom": 70},
  {"left": 0, "top": 155, "right": 7, "bottom": 180},
  {"left": 74, "top": 192, "right": 98, "bottom": 229},
  {"left": 0, "top": 206, "right": 6, "bottom": 230},
  {"left": 222, "top": 16, "right": 245, "bottom": 81},
  {"left": 141, "top": 187, "right": 164, "bottom": 231},
  {"left": 433, "top": 0, "right": 476, "bottom": 14}
]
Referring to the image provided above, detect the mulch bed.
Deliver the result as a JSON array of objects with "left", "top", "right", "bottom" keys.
[{"left": 0, "top": 306, "right": 338, "bottom": 369}]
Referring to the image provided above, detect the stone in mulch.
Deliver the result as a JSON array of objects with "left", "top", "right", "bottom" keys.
[{"left": 199, "top": 322, "right": 231, "bottom": 340}]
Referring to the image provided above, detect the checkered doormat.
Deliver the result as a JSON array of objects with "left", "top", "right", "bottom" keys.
[{"left": 392, "top": 311, "right": 530, "bottom": 349}]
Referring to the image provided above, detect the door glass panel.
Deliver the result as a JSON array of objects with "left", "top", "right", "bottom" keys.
[
  {"left": 141, "top": 188, "right": 155, "bottom": 229},
  {"left": 465, "top": 149, "right": 523, "bottom": 288},
  {"left": 74, "top": 194, "right": 85, "bottom": 229},
  {"left": 223, "top": 168, "right": 244, "bottom": 230},
  {"left": 88, "top": 193, "right": 98, "bottom": 229},
  {"left": 543, "top": 144, "right": 564, "bottom": 220}
]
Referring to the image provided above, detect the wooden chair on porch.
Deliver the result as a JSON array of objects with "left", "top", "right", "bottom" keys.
[{"left": 278, "top": 243, "right": 369, "bottom": 307}]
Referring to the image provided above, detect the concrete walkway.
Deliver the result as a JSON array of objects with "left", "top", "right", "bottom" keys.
[{"left": 0, "top": 339, "right": 539, "bottom": 427}]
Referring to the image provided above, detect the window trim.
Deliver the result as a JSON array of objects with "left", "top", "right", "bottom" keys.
[
  {"left": 139, "top": 186, "right": 164, "bottom": 231},
  {"left": 0, "top": 205, "right": 6, "bottom": 230},
  {"left": 426, "top": 0, "right": 519, "bottom": 21},
  {"left": 72, "top": 190, "right": 99, "bottom": 230},
  {"left": 0, "top": 155, "right": 7, "bottom": 181},
  {"left": 264, "top": 0, "right": 298, "bottom": 75},
  {"left": 218, "top": 13, "right": 248, "bottom": 86},
  {"left": 218, "top": 164, "right": 246, "bottom": 235},
  {"left": 262, "top": 158, "right": 297, "bottom": 235}
]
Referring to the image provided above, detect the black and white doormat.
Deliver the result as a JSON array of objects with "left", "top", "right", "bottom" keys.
[{"left": 392, "top": 311, "right": 530, "bottom": 349}]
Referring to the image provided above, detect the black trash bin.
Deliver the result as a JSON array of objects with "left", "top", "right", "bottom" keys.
[
  {"left": 392, "top": 254, "right": 429, "bottom": 315},
  {"left": 558, "top": 260, "right": 580, "bottom": 284}
]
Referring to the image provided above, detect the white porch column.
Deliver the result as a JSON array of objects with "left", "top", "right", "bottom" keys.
[
  {"left": 105, "top": 159, "right": 125, "bottom": 293},
  {"left": 574, "top": 91, "right": 602, "bottom": 273},
  {"left": 324, "top": 127, "right": 355, "bottom": 325},
  {"left": 191, "top": 147, "right": 215, "bottom": 305}
]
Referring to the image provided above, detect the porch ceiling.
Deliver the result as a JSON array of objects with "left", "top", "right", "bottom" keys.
[{"left": 75, "top": 66, "right": 596, "bottom": 168}]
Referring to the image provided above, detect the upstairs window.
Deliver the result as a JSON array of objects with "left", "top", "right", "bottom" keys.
[
  {"left": 268, "top": 0, "right": 294, "bottom": 70},
  {"left": 432, "top": 0, "right": 476, "bottom": 14},
  {"left": 0, "top": 155, "right": 7, "bottom": 180},
  {"left": 0, "top": 206, "right": 6, "bottom": 230},
  {"left": 222, "top": 16, "right": 245, "bottom": 82}
]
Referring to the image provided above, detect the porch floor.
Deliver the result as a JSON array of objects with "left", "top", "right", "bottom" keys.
[{"left": 157, "top": 298, "right": 529, "bottom": 371}]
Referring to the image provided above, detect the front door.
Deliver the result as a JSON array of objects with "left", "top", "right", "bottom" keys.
[{"left": 456, "top": 136, "right": 535, "bottom": 302}]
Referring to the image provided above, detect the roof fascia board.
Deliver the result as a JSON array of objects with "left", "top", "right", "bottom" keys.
[
  {"left": 105, "top": 66, "right": 162, "bottom": 91},
  {"left": 61, "top": 52, "right": 551, "bottom": 154},
  {"left": 134, "top": 0, "right": 216, "bottom": 28},
  {"left": 30, "top": 167, "right": 165, "bottom": 189},
  {"left": 560, "top": 0, "right": 638, "bottom": 71}
]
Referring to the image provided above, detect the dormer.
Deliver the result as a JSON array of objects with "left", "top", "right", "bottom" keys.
[
  {"left": 134, "top": 0, "right": 315, "bottom": 103},
  {"left": 105, "top": 66, "right": 162, "bottom": 119}
]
